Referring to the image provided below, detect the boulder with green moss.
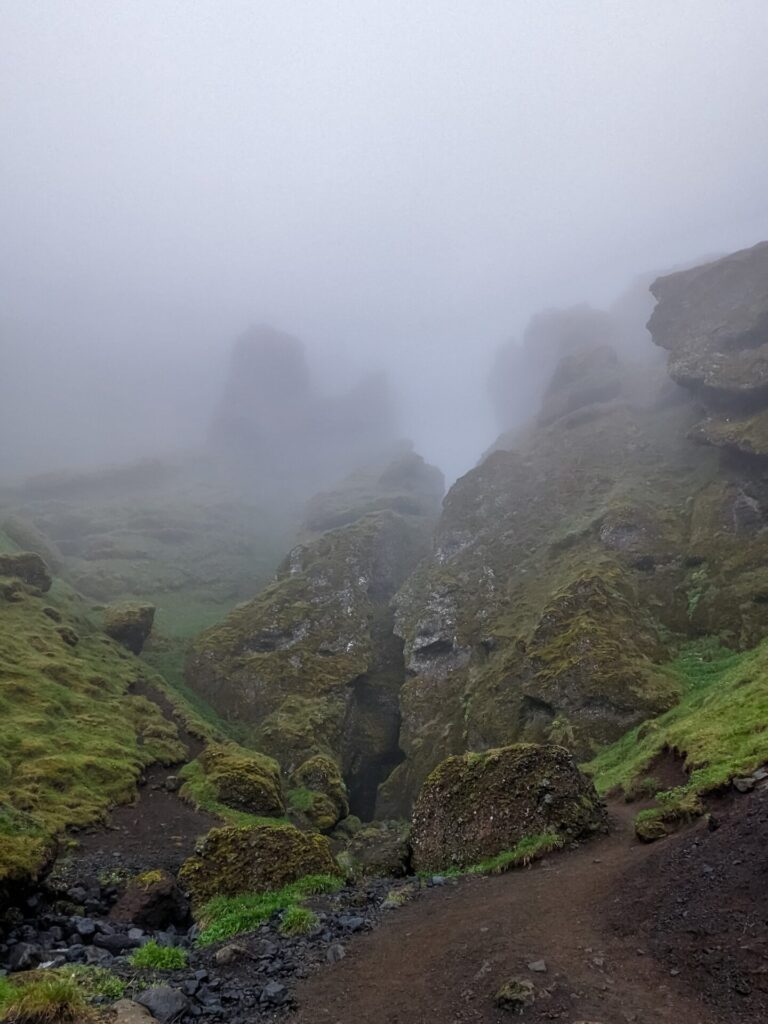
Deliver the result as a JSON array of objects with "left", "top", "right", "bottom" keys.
[
  {"left": 177, "top": 822, "right": 338, "bottom": 905},
  {"left": 288, "top": 755, "right": 349, "bottom": 831},
  {"left": 0, "top": 552, "right": 52, "bottom": 594},
  {"left": 103, "top": 602, "right": 156, "bottom": 654},
  {"left": 199, "top": 744, "right": 284, "bottom": 817},
  {"left": 410, "top": 744, "right": 606, "bottom": 872}
]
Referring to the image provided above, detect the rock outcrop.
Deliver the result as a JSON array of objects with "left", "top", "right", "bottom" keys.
[
  {"left": 410, "top": 744, "right": 606, "bottom": 872},
  {"left": 104, "top": 602, "right": 156, "bottom": 654},
  {"left": 0, "top": 552, "right": 52, "bottom": 593},
  {"left": 649, "top": 242, "right": 768, "bottom": 457},
  {"left": 378, "top": 267, "right": 768, "bottom": 815},
  {"left": 186, "top": 452, "right": 443, "bottom": 820},
  {"left": 178, "top": 823, "right": 338, "bottom": 905}
]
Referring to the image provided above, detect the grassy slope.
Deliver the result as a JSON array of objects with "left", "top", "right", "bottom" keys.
[{"left": 587, "top": 638, "right": 768, "bottom": 820}]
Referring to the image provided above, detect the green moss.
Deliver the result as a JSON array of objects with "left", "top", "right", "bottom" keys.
[
  {"left": 0, "top": 557, "right": 187, "bottom": 889},
  {"left": 178, "top": 758, "right": 287, "bottom": 827},
  {"left": 129, "top": 940, "right": 188, "bottom": 969},
  {"left": 196, "top": 873, "right": 343, "bottom": 945},
  {"left": 586, "top": 638, "right": 768, "bottom": 827},
  {"left": 178, "top": 821, "right": 340, "bottom": 905}
]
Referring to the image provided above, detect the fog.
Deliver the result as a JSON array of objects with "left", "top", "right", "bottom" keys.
[{"left": 2, "top": 1, "right": 768, "bottom": 485}]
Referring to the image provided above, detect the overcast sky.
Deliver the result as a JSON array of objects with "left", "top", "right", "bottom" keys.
[{"left": 2, "top": 1, "right": 768, "bottom": 479}]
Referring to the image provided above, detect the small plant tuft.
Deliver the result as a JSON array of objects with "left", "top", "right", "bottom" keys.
[
  {"left": 129, "top": 940, "right": 188, "bottom": 970},
  {"left": 0, "top": 973, "right": 90, "bottom": 1023},
  {"left": 279, "top": 905, "right": 318, "bottom": 936}
]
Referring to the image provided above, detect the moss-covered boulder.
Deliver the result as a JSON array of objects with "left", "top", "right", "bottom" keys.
[
  {"left": 178, "top": 822, "right": 338, "bottom": 905},
  {"left": 103, "top": 602, "right": 155, "bottom": 654},
  {"left": 200, "top": 744, "right": 284, "bottom": 817},
  {"left": 410, "top": 744, "right": 606, "bottom": 873},
  {"left": 288, "top": 755, "right": 349, "bottom": 831},
  {"left": 0, "top": 552, "right": 52, "bottom": 594}
]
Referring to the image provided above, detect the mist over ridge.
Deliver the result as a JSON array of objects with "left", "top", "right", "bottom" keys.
[{"left": 2, "top": 1, "right": 768, "bottom": 485}]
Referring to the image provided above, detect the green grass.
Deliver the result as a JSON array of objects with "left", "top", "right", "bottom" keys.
[
  {"left": 286, "top": 786, "right": 314, "bottom": 813},
  {"left": 197, "top": 873, "right": 343, "bottom": 946},
  {"left": 424, "top": 831, "right": 565, "bottom": 879},
  {"left": 64, "top": 965, "right": 125, "bottom": 1000},
  {"left": 279, "top": 905, "right": 318, "bottom": 936},
  {"left": 0, "top": 972, "right": 90, "bottom": 1023},
  {"left": 0, "top": 541, "right": 188, "bottom": 887},
  {"left": 129, "top": 940, "right": 188, "bottom": 969},
  {"left": 586, "top": 637, "right": 768, "bottom": 831}
]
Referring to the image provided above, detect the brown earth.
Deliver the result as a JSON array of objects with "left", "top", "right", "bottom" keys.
[
  {"left": 290, "top": 801, "right": 745, "bottom": 1024},
  {"left": 620, "top": 783, "right": 768, "bottom": 1022}
]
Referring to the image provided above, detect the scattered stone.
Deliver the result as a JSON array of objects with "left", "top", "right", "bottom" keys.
[
  {"left": 733, "top": 777, "right": 756, "bottom": 794},
  {"left": 111, "top": 869, "right": 190, "bottom": 929},
  {"left": 495, "top": 977, "right": 536, "bottom": 1012},
  {"left": 528, "top": 959, "right": 547, "bottom": 972},
  {"left": 113, "top": 999, "right": 159, "bottom": 1024},
  {"left": 326, "top": 943, "right": 346, "bottom": 963},
  {"left": 214, "top": 943, "right": 247, "bottom": 966},
  {"left": 260, "top": 981, "right": 289, "bottom": 1006},
  {"left": 136, "top": 985, "right": 190, "bottom": 1023},
  {"left": 8, "top": 942, "right": 41, "bottom": 971}
]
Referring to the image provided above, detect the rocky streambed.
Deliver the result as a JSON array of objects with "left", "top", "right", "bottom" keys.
[{"left": 0, "top": 863, "right": 445, "bottom": 1023}]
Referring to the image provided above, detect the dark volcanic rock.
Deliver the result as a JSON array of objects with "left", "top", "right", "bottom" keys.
[
  {"left": 649, "top": 240, "right": 768, "bottom": 403},
  {"left": 110, "top": 869, "right": 190, "bottom": 930}
]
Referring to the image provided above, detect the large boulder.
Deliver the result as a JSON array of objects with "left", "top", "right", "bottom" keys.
[
  {"left": 104, "top": 602, "right": 155, "bottom": 654},
  {"left": 199, "top": 743, "right": 284, "bottom": 817},
  {"left": 177, "top": 822, "right": 339, "bottom": 905},
  {"left": 288, "top": 755, "right": 349, "bottom": 832},
  {"left": 648, "top": 241, "right": 768, "bottom": 402},
  {"left": 110, "top": 868, "right": 189, "bottom": 929},
  {"left": 0, "top": 552, "right": 52, "bottom": 593},
  {"left": 410, "top": 744, "right": 606, "bottom": 872},
  {"left": 344, "top": 820, "right": 411, "bottom": 877}
]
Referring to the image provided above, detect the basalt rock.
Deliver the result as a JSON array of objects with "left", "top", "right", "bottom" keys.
[
  {"left": 0, "top": 552, "right": 52, "bottom": 594},
  {"left": 110, "top": 869, "right": 189, "bottom": 929},
  {"left": 649, "top": 241, "right": 768, "bottom": 405},
  {"left": 288, "top": 755, "right": 349, "bottom": 832},
  {"left": 103, "top": 602, "right": 155, "bottom": 654},
  {"left": 178, "top": 822, "right": 338, "bottom": 905},
  {"left": 186, "top": 469, "right": 438, "bottom": 819},
  {"left": 410, "top": 744, "right": 606, "bottom": 872}
]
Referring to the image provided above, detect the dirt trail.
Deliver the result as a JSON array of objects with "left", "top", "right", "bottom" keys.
[
  {"left": 292, "top": 804, "right": 717, "bottom": 1024},
  {"left": 70, "top": 681, "right": 219, "bottom": 879}
]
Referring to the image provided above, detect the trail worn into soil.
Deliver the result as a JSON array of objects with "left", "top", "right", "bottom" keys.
[
  {"left": 292, "top": 804, "right": 720, "bottom": 1024},
  {"left": 70, "top": 681, "right": 219, "bottom": 879}
]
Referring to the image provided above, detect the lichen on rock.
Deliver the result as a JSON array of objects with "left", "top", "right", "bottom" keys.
[
  {"left": 410, "top": 744, "right": 606, "bottom": 873},
  {"left": 199, "top": 743, "right": 285, "bottom": 817}
]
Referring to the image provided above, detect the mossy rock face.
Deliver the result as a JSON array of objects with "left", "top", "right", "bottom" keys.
[
  {"left": 690, "top": 410, "right": 768, "bottom": 457},
  {"left": 410, "top": 744, "right": 606, "bottom": 873},
  {"left": 178, "top": 823, "right": 338, "bottom": 905},
  {"left": 200, "top": 744, "right": 284, "bottom": 817},
  {"left": 186, "top": 504, "right": 433, "bottom": 814},
  {"left": 288, "top": 756, "right": 349, "bottom": 831},
  {"left": 344, "top": 820, "right": 411, "bottom": 877},
  {"left": 649, "top": 241, "right": 768, "bottom": 403},
  {"left": 0, "top": 552, "right": 52, "bottom": 594},
  {"left": 103, "top": 603, "right": 155, "bottom": 654},
  {"left": 538, "top": 343, "right": 622, "bottom": 425}
]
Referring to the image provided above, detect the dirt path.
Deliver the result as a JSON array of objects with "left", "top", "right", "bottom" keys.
[
  {"left": 69, "top": 681, "right": 220, "bottom": 879},
  {"left": 291, "top": 805, "right": 717, "bottom": 1024}
]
